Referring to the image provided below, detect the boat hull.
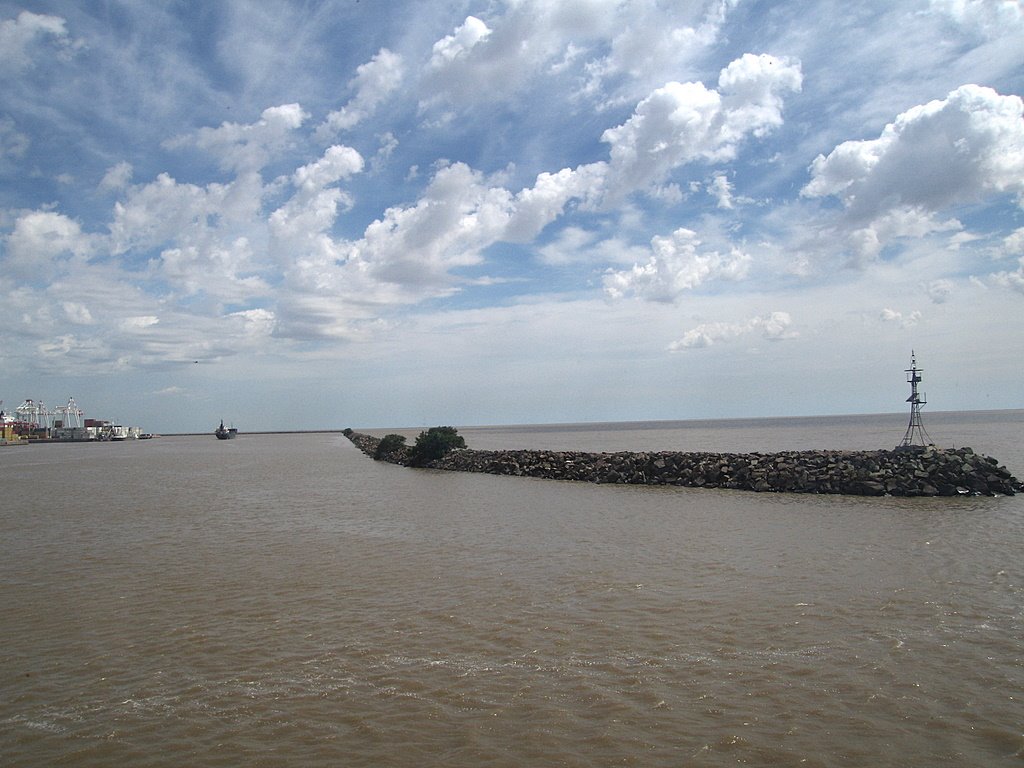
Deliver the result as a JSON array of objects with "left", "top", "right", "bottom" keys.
[{"left": 214, "top": 421, "right": 238, "bottom": 440}]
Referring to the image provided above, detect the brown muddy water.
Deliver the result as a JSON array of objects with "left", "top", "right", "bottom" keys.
[{"left": 2, "top": 411, "right": 1022, "bottom": 766}]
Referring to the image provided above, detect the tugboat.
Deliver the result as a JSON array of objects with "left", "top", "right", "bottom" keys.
[{"left": 215, "top": 420, "right": 238, "bottom": 440}]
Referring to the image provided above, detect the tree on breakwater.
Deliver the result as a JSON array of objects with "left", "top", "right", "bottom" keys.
[
  {"left": 408, "top": 426, "right": 466, "bottom": 466},
  {"left": 345, "top": 428, "right": 1021, "bottom": 498},
  {"left": 374, "top": 433, "right": 407, "bottom": 461}
]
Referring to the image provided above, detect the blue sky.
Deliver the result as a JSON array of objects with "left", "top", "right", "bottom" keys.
[{"left": 2, "top": 0, "right": 1022, "bottom": 433}]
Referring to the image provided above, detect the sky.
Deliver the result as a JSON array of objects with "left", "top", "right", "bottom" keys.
[{"left": 1, "top": 0, "right": 1023, "bottom": 433}]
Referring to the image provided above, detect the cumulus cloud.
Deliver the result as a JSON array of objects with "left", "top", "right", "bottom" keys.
[
  {"left": 352, "top": 162, "right": 514, "bottom": 286},
  {"left": 227, "top": 307, "right": 276, "bottom": 339},
  {"left": 317, "top": 48, "right": 404, "bottom": 139},
  {"left": 169, "top": 104, "right": 309, "bottom": 173},
  {"left": 708, "top": 173, "right": 734, "bottom": 208},
  {"left": 370, "top": 132, "right": 399, "bottom": 173},
  {"left": 4, "top": 211, "right": 91, "bottom": 279},
  {"left": 99, "top": 161, "right": 133, "bottom": 192},
  {"left": 505, "top": 165, "right": 606, "bottom": 242},
  {"left": 880, "top": 308, "right": 922, "bottom": 327},
  {"left": 603, "top": 228, "right": 751, "bottom": 302},
  {"left": 0, "top": 10, "right": 76, "bottom": 70},
  {"left": 154, "top": 238, "right": 267, "bottom": 301},
  {"left": 990, "top": 226, "right": 1024, "bottom": 293},
  {"left": 537, "top": 226, "right": 648, "bottom": 267},
  {"left": 668, "top": 311, "right": 797, "bottom": 350},
  {"left": 340, "top": 161, "right": 598, "bottom": 289},
  {"left": 105, "top": 166, "right": 278, "bottom": 308},
  {"left": 925, "top": 278, "right": 954, "bottom": 303},
  {"left": 430, "top": 16, "right": 492, "bottom": 67},
  {"left": 268, "top": 159, "right": 602, "bottom": 340},
  {"left": 803, "top": 85, "right": 1024, "bottom": 217},
  {"left": 292, "top": 144, "right": 364, "bottom": 193},
  {"left": 599, "top": 54, "right": 801, "bottom": 203},
  {"left": 62, "top": 301, "right": 94, "bottom": 325},
  {"left": 421, "top": 1, "right": 734, "bottom": 109},
  {"left": 579, "top": 0, "right": 739, "bottom": 103},
  {"left": 110, "top": 173, "right": 232, "bottom": 255},
  {"left": 801, "top": 85, "right": 1024, "bottom": 265},
  {"left": 269, "top": 145, "right": 365, "bottom": 285}
]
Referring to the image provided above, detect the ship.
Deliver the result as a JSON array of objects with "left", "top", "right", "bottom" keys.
[{"left": 215, "top": 420, "right": 238, "bottom": 440}]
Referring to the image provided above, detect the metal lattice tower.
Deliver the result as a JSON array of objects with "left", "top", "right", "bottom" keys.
[{"left": 898, "top": 351, "right": 933, "bottom": 448}]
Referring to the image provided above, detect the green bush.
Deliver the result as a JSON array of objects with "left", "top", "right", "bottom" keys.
[
  {"left": 409, "top": 426, "right": 466, "bottom": 466},
  {"left": 374, "top": 433, "right": 408, "bottom": 461}
]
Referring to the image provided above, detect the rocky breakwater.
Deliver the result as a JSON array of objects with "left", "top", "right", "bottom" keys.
[{"left": 346, "top": 432, "right": 1020, "bottom": 497}]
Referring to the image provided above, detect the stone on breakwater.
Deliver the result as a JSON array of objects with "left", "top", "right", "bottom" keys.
[{"left": 345, "top": 433, "right": 1020, "bottom": 497}]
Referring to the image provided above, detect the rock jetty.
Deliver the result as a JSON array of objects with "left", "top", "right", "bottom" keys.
[{"left": 345, "top": 432, "right": 1021, "bottom": 497}]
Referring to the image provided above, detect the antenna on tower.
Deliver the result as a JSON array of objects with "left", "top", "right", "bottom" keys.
[{"left": 897, "top": 350, "right": 933, "bottom": 449}]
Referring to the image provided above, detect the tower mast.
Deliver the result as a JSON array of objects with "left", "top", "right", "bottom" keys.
[{"left": 898, "top": 350, "right": 933, "bottom": 448}]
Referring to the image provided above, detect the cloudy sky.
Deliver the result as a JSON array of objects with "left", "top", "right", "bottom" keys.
[{"left": 2, "top": 0, "right": 1022, "bottom": 432}]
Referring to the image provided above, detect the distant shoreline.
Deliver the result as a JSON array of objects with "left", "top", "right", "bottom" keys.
[{"left": 160, "top": 429, "right": 350, "bottom": 436}]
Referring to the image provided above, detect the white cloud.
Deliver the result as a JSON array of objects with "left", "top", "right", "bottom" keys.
[
  {"left": 990, "top": 226, "right": 1024, "bottom": 293},
  {"left": 800, "top": 85, "right": 1024, "bottom": 265},
  {"left": 342, "top": 161, "right": 599, "bottom": 290},
  {"left": 110, "top": 174, "right": 226, "bottom": 254},
  {"left": 353, "top": 162, "right": 512, "bottom": 286},
  {"left": 925, "top": 278, "right": 954, "bottom": 303},
  {"left": 37, "top": 334, "right": 77, "bottom": 358},
  {"left": 581, "top": 0, "right": 739, "bottom": 103},
  {"left": 227, "top": 307, "right": 276, "bottom": 339},
  {"left": 154, "top": 238, "right": 267, "bottom": 301},
  {"left": 929, "top": 0, "right": 1024, "bottom": 36},
  {"left": 317, "top": 48, "right": 404, "bottom": 138},
  {"left": 170, "top": 103, "right": 309, "bottom": 173},
  {"left": 599, "top": 54, "right": 801, "bottom": 203},
  {"left": 371, "top": 132, "right": 399, "bottom": 173},
  {"left": 718, "top": 53, "right": 804, "bottom": 139},
  {"left": 421, "top": 1, "right": 731, "bottom": 109},
  {"left": 708, "top": 173, "right": 734, "bottom": 208},
  {"left": 99, "top": 161, "right": 133, "bottom": 192},
  {"left": 121, "top": 315, "right": 159, "bottom": 331},
  {"left": 430, "top": 16, "right": 492, "bottom": 67},
  {"left": 0, "top": 117, "right": 29, "bottom": 160},
  {"left": 4, "top": 211, "right": 91, "bottom": 280},
  {"left": 267, "top": 145, "right": 365, "bottom": 286},
  {"left": 61, "top": 301, "right": 94, "bottom": 325},
  {"left": 1000, "top": 227, "right": 1024, "bottom": 254},
  {"left": 991, "top": 262, "right": 1024, "bottom": 294},
  {"left": 505, "top": 165, "right": 605, "bottom": 242},
  {"left": 668, "top": 310, "right": 797, "bottom": 350},
  {"left": 292, "top": 145, "right": 364, "bottom": 193},
  {"left": 803, "top": 85, "right": 1024, "bottom": 217},
  {"left": 109, "top": 168, "right": 269, "bottom": 265},
  {"left": 267, "top": 158, "right": 592, "bottom": 340},
  {"left": 153, "top": 386, "right": 185, "bottom": 396},
  {"left": 537, "top": 226, "right": 648, "bottom": 267},
  {"left": 880, "top": 308, "right": 923, "bottom": 327},
  {"left": 0, "top": 10, "right": 75, "bottom": 70},
  {"left": 604, "top": 227, "right": 751, "bottom": 302}
]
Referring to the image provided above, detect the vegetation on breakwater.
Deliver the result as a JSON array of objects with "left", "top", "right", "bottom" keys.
[{"left": 346, "top": 429, "right": 1021, "bottom": 497}]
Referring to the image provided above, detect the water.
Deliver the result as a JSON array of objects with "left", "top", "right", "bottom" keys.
[{"left": 2, "top": 412, "right": 1023, "bottom": 767}]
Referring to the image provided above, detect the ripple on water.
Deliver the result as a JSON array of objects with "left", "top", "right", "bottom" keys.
[{"left": 2, "top": 429, "right": 1023, "bottom": 767}]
